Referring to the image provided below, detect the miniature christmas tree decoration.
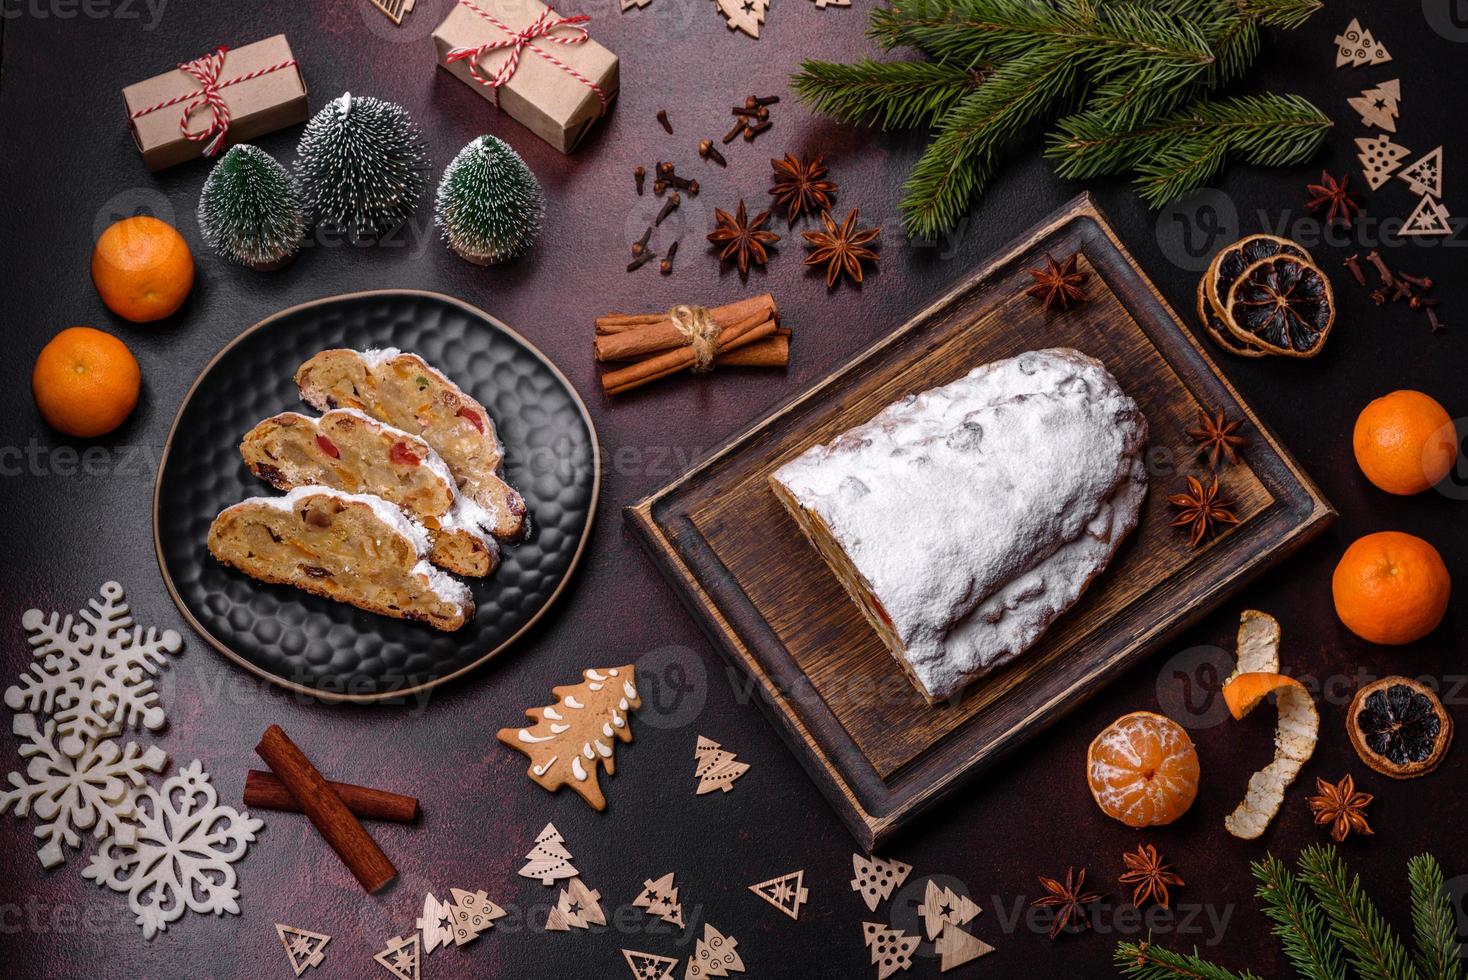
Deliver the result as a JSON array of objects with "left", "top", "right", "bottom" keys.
[
  {"left": 373, "top": 934, "right": 420, "bottom": 980},
  {"left": 448, "top": 887, "right": 506, "bottom": 945},
  {"left": 634, "top": 872, "right": 685, "bottom": 927},
  {"left": 497, "top": 665, "right": 641, "bottom": 811},
  {"left": 275, "top": 924, "right": 331, "bottom": 977},
  {"left": 1347, "top": 79, "right": 1400, "bottom": 132},
  {"left": 917, "top": 879, "right": 982, "bottom": 940},
  {"left": 624, "top": 949, "right": 679, "bottom": 980},
  {"left": 434, "top": 135, "right": 546, "bottom": 265},
  {"left": 863, "top": 922, "right": 920, "bottom": 979},
  {"left": 198, "top": 145, "right": 307, "bottom": 270},
  {"left": 1401, "top": 196, "right": 1453, "bottom": 237},
  {"left": 694, "top": 736, "right": 749, "bottom": 794},
  {"left": 620, "top": 0, "right": 652, "bottom": 8},
  {"left": 850, "top": 854, "right": 912, "bottom": 912},
  {"left": 934, "top": 924, "right": 994, "bottom": 972},
  {"left": 545, "top": 877, "right": 606, "bottom": 931},
  {"left": 519, "top": 822, "right": 579, "bottom": 884},
  {"left": 1335, "top": 19, "right": 1391, "bottom": 68},
  {"left": 1397, "top": 147, "right": 1444, "bottom": 198},
  {"left": 749, "top": 870, "right": 809, "bottom": 920},
  {"left": 295, "top": 92, "right": 430, "bottom": 240},
  {"left": 415, "top": 892, "right": 455, "bottom": 953},
  {"left": 714, "top": 0, "right": 767, "bottom": 38},
  {"left": 686, "top": 923, "right": 745, "bottom": 978},
  {"left": 1356, "top": 136, "right": 1412, "bottom": 191}
]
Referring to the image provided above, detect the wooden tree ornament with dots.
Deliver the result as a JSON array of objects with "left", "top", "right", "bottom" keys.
[{"left": 693, "top": 736, "right": 749, "bottom": 794}]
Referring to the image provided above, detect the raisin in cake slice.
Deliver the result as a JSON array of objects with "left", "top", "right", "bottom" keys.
[
  {"left": 241, "top": 408, "right": 500, "bottom": 577},
  {"left": 207, "top": 486, "right": 474, "bottom": 631},
  {"left": 771, "top": 348, "right": 1148, "bottom": 703},
  {"left": 295, "top": 348, "right": 526, "bottom": 540}
]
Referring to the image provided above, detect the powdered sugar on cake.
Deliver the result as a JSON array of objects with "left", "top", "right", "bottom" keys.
[{"left": 773, "top": 348, "right": 1148, "bottom": 701}]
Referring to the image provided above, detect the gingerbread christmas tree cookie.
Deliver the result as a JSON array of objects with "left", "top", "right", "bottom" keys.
[{"left": 497, "top": 666, "right": 640, "bottom": 811}]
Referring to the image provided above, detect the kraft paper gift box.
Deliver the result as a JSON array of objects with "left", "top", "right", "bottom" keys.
[
  {"left": 122, "top": 34, "right": 309, "bottom": 172},
  {"left": 433, "top": 0, "right": 619, "bottom": 154}
]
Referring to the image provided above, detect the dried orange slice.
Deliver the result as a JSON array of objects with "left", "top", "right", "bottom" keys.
[
  {"left": 1224, "top": 254, "right": 1336, "bottom": 357},
  {"left": 1348, "top": 676, "right": 1454, "bottom": 779},
  {"left": 1204, "top": 233, "right": 1309, "bottom": 320},
  {"left": 1196, "top": 276, "right": 1267, "bottom": 358},
  {"left": 1087, "top": 711, "right": 1200, "bottom": 828}
]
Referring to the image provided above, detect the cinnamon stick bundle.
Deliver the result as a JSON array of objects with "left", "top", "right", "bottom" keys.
[
  {"left": 255, "top": 725, "right": 397, "bottom": 893},
  {"left": 602, "top": 316, "right": 779, "bottom": 396},
  {"left": 595, "top": 294, "right": 777, "bottom": 361},
  {"left": 595, "top": 295, "right": 788, "bottom": 395},
  {"left": 244, "top": 769, "right": 419, "bottom": 823}
]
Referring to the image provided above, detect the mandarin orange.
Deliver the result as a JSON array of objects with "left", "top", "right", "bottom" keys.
[
  {"left": 1353, "top": 390, "right": 1457, "bottom": 495},
  {"left": 91, "top": 216, "right": 195, "bottom": 323},
  {"left": 1332, "top": 531, "right": 1450, "bottom": 645},
  {"left": 1086, "top": 710, "right": 1200, "bottom": 827},
  {"left": 32, "top": 327, "right": 141, "bottom": 437}
]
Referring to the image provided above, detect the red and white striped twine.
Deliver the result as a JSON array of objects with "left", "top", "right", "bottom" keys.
[
  {"left": 127, "top": 46, "right": 300, "bottom": 157},
  {"left": 445, "top": 1, "right": 607, "bottom": 114}
]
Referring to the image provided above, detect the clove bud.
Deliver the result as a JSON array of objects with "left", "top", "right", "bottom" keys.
[
  {"left": 656, "top": 109, "right": 673, "bottom": 135},
  {"left": 699, "top": 139, "right": 727, "bottom": 167},
  {"left": 660, "top": 240, "right": 679, "bottom": 276},
  {"left": 722, "top": 120, "right": 747, "bottom": 144},
  {"left": 655, "top": 191, "right": 681, "bottom": 226},
  {"left": 634, "top": 166, "right": 645, "bottom": 195},
  {"left": 743, "top": 120, "right": 772, "bottom": 141}
]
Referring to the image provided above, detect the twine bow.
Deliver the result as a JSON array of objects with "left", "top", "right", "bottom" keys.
[
  {"left": 445, "top": 1, "right": 607, "bottom": 114},
  {"left": 669, "top": 305, "right": 720, "bottom": 372},
  {"left": 128, "top": 46, "right": 300, "bottom": 158}
]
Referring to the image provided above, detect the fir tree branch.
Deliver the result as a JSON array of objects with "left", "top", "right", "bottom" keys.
[
  {"left": 1234, "top": 0, "right": 1323, "bottom": 30},
  {"left": 1300, "top": 845, "right": 1424, "bottom": 980},
  {"left": 1114, "top": 939, "right": 1262, "bottom": 980},
  {"left": 1408, "top": 855, "right": 1466, "bottom": 980},
  {"left": 792, "top": 58, "right": 990, "bottom": 130},
  {"left": 900, "top": 53, "right": 1077, "bottom": 237},
  {"left": 1252, "top": 855, "right": 1347, "bottom": 980}
]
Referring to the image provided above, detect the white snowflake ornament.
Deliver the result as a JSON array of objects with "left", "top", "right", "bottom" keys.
[
  {"left": 7, "top": 582, "right": 182, "bottom": 757},
  {"left": 83, "top": 760, "right": 263, "bottom": 938},
  {"left": 0, "top": 713, "right": 167, "bottom": 868}
]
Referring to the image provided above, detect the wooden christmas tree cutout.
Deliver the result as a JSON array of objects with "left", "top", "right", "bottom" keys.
[
  {"left": 415, "top": 893, "right": 455, "bottom": 954},
  {"left": 621, "top": 0, "right": 652, "bottom": 8},
  {"left": 519, "top": 823, "right": 579, "bottom": 885},
  {"left": 1356, "top": 136, "right": 1412, "bottom": 190},
  {"left": 624, "top": 949, "right": 680, "bottom": 980},
  {"left": 448, "top": 887, "right": 506, "bottom": 945},
  {"left": 1397, "top": 147, "right": 1444, "bottom": 198},
  {"left": 1348, "top": 79, "right": 1400, "bottom": 132},
  {"left": 373, "top": 935, "right": 420, "bottom": 980},
  {"left": 546, "top": 877, "right": 607, "bottom": 931},
  {"left": 935, "top": 924, "right": 995, "bottom": 972},
  {"left": 713, "top": 0, "right": 767, "bottom": 38},
  {"left": 917, "top": 880, "right": 982, "bottom": 940},
  {"left": 686, "top": 923, "right": 745, "bottom": 978},
  {"left": 810, "top": 0, "right": 851, "bottom": 6},
  {"left": 851, "top": 854, "right": 913, "bottom": 911},
  {"left": 1401, "top": 195, "right": 1454, "bottom": 237},
  {"left": 1335, "top": 19, "right": 1391, "bottom": 68},
  {"left": 275, "top": 924, "right": 331, "bottom": 977},
  {"left": 694, "top": 736, "right": 750, "bottom": 794},
  {"left": 634, "top": 872, "right": 686, "bottom": 927},
  {"left": 749, "top": 870, "right": 809, "bottom": 920},
  {"left": 497, "top": 666, "right": 641, "bottom": 811},
  {"left": 863, "top": 921, "right": 920, "bottom": 979}
]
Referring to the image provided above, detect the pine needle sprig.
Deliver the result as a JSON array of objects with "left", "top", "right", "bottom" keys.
[
  {"left": 792, "top": 59, "right": 992, "bottom": 130},
  {"left": 1299, "top": 845, "right": 1423, "bottom": 980},
  {"left": 1252, "top": 855, "right": 1347, "bottom": 980},
  {"left": 1234, "top": 0, "right": 1324, "bottom": 30},
  {"left": 1407, "top": 855, "right": 1465, "bottom": 980},
  {"left": 1114, "top": 939, "right": 1263, "bottom": 980}
]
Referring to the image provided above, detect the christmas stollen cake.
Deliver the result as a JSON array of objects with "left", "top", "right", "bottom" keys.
[
  {"left": 771, "top": 348, "right": 1148, "bottom": 703},
  {"left": 240, "top": 408, "right": 500, "bottom": 577},
  {"left": 295, "top": 348, "right": 527, "bottom": 540},
  {"left": 207, "top": 486, "right": 474, "bottom": 631}
]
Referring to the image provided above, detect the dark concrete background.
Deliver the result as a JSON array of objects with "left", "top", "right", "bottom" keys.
[{"left": 1, "top": 0, "right": 1465, "bottom": 977}]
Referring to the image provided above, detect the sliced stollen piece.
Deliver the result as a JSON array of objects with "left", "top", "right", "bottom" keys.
[
  {"left": 240, "top": 408, "right": 500, "bottom": 577},
  {"left": 771, "top": 348, "right": 1148, "bottom": 703},
  {"left": 207, "top": 486, "right": 474, "bottom": 631},
  {"left": 295, "top": 348, "right": 526, "bottom": 540}
]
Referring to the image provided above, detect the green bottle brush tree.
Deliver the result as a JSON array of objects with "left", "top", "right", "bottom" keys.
[
  {"left": 434, "top": 135, "right": 546, "bottom": 266},
  {"left": 794, "top": 0, "right": 1333, "bottom": 238},
  {"left": 197, "top": 145, "right": 306, "bottom": 271}
]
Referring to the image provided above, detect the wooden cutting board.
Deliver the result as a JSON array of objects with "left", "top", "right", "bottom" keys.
[{"left": 626, "top": 194, "right": 1334, "bottom": 848}]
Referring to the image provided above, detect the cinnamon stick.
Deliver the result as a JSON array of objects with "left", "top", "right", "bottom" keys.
[
  {"left": 244, "top": 769, "right": 419, "bottom": 823},
  {"left": 595, "top": 293, "right": 776, "bottom": 335},
  {"left": 255, "top": 725, "right": 397, "bottom": 893},
  {"left": 602, "top": 318, "right": 779, "bottom": 395},
  {"left": 598, "top": 306, "right": 773, "bottom": 364},
  {"left": 715, "top": 333, "right": 789, "bottom": 367}
]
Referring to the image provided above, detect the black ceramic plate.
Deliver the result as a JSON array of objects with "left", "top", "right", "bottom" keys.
[{"left": 154, "top": 291, "right": 599, "bottom": 702}]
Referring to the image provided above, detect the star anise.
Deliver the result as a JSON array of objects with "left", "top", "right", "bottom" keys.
[
  {"left": 1306, "top": 171, "right": 1363, "bottom": 228},
  {"left": 1024, "top": 251, "right": 1090, "bottom": 311},
  {"left": 802, "top": 208, "right": 880, "bottom": 287},
  {"left": 1031, "top": 867, "right": 1102, "bottom": 939},
  {"left": 1118, "top": 845, "right": 1184, "bottom": 910},
  {"left": 1307, "top": 775, "right": 1374, "bottom": 842},
  {"left": 1168, "top": 474, "right": 1240, "bottom": 546},
  {"left": 1187, "top": 408, "right": 1249, "bottom": 469},
  {"left": 707, "top": 200, "right": 779, "bottom": 275},
  {"left": 770, "top": 153, "right": 836, "bottom": 223}
]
